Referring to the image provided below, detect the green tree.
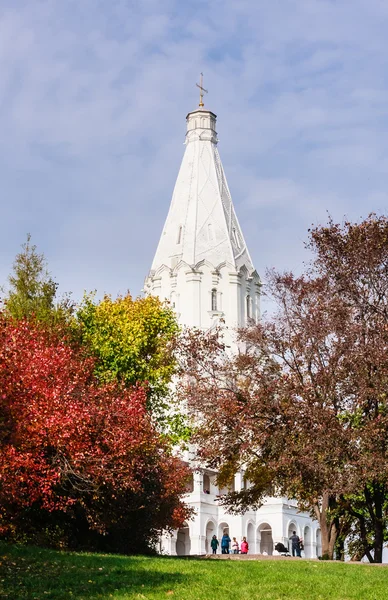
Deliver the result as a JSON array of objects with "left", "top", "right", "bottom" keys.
[
  {"left": 3, "top": 234, "right": 72, "bottom": 326},
  {"left": 77, "top": 293, "right": 179, "bottom": 418}
]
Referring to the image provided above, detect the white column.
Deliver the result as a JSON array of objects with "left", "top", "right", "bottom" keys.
[
  {"left": 189, "top": 519, "right": 204, "bottom": 555},
  {"left": 185, "top": 271, "right": 202, "bottom": 327},
  {"left": 255, "top": 535, "right": 261, "bottom": 554},
  {"left": 228, "top": 272, "right": 242, "bottom": 329},
  {"left": 193, "top": 470, "right": 204, "bottom": 494},
  {"left": 254, "top": 282, "right": 261, "bottom": 322},
  {"left": 170, "top": 532, "right": 178, "bottom": 555},
  {"left": 234, "top": 472, "right": 243, "bottom": 491}
]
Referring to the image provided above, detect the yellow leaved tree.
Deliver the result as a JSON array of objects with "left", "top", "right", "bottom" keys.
[{"left": 77, "top": 293, "right": 179, "bottom": 418}]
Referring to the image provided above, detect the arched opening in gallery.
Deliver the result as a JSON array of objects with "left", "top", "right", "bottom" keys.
[
  {"left": 303, "top": 525, "right": 312, "bottom": 558},
  {"left": 176, "top": 524, "right": 191, "bottom": 556},
  {"left": 205, "top": 520, "right": 216, "bottom": 554},
  {"left": 247, "top": 522, "right": 255, "bottom": 553},
  {"left": 257, "top": 523, "right": 273, "bottom": 555}
]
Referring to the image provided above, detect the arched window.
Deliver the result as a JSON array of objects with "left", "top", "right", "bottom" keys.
[
  {"left": 246, "top": 294, "right": 251, "bottom": 319},
  {"left": 211, "top": 289, "right": 217, "bottom": 311}
]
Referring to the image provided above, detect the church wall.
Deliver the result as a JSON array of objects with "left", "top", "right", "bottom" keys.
[
  {"left": 168, "top": 492, "right": 318, "bottom": 556},
  {"left": 148, "top": 263, "right": 259, "bottom": 332}
]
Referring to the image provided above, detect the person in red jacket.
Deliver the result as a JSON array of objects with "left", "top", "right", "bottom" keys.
[{"left": 240, "top": 537, "right": 249, "bottom": 554}]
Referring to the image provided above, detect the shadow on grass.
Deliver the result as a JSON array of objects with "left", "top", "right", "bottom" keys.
[{"left": 0, "top": 543, "right": 192, "bottom": 599}]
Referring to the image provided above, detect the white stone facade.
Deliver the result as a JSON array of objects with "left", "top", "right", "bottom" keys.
[
  {"left": 158, "top": 471, "right": 322, "bottom": 558},
  {"left": 145, "top": 102, "right": 320, "bottom": 556}
]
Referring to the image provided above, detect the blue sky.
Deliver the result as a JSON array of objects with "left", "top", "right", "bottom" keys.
[{"left": 1, "top": 0, "right": 388, "bottom": 305}]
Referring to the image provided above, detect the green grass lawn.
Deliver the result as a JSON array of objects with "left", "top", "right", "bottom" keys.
[{"left": 1, "top": 542, "right": 387, "bottom": 600}]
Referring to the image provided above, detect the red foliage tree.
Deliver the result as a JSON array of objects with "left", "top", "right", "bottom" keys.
[
  {"left": 0, "top": 317, "right": 191, "bottom": 552},
  {"left": 178, "top": 215, "right": 388, "bottom": 562},
  {"left": 178, "top": 277, "right": 351, "bottom": 560},
  {"left": 308, "top": 215, "right": 388, "bottom": 562}
]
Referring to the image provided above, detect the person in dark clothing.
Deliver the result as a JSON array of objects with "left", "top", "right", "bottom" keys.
[
  {"left": 221, "top": 532, "right": 231, "bottom": 554},
  {"left": 289, "top": 531, "right": 301, "bottom": 557},
  {"left": 210, "top": 535, "right": 219, "bottom": 554}
]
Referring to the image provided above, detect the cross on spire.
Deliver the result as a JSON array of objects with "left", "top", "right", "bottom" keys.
[{"left": 196, "top": 73, "right": 208, "bottom": 107}]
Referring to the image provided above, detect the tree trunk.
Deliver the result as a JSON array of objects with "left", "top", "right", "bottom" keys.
[
  {"left": 319, "top": 517, "right": 336, "bottom": 559},
  {"left": 373, "top": 519, "right": 384, "bottom": 563},
  {"left": 313, "top": 493, "right": 338, "bottom": 560},
  {"left": 363, "top": 483, "right": 386, "bottom": 563},
  {"left": 372, "top": 484, "right": 384, "bottom": 564},
  {"left": 334, "top": 513, "right": 353, "bottom": 561},
  {"left": 351, "top": 511, "right": 374, "bottom": 563},
  {"left": 335, "top": 536, "right": 345, "bottom": 561}
]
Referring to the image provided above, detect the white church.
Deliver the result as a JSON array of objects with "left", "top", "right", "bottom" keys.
[{"left": 144, "top": 85, "right": 322, "bottom": 558}]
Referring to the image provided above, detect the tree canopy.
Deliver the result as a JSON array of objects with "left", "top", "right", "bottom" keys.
[
  {"left": 0, "top": 238, "right": 190, "bottom": 553},
  {"left": 0, "top": 316, "right": 191, "bottom": 553},
  {"left": 3, "top": 234, "right": 73, "bottom": 326},
  {"left": 76, "top": 293, "right": 179, "bottom": 417},
  {"left": 178, "top": 214, "right": 388, "bottom": 562}
]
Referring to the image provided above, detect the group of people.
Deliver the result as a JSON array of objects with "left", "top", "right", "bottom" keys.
[
  {"left": 210, "top": 533, "right": 249, "bottom": 554},
  {"left": 210, "top": 530, "right": 304, "bottom": 557}
]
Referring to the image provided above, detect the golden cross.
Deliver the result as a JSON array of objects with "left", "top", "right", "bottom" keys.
[{"left": 196, "top": 73, "right": 208, "bottom": 107}]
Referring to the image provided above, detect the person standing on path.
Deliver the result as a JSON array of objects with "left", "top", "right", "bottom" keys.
[
  {"left": 289, "top": 531, "right": 301, "bottom": 557},
  {"left": 210, "top": 535, "right": 219, "bottom": 555},
  {"left": 221, "top": 532, "right": 231, "bottom": 554},
  {"left": 240, "top": 537, "right": 249, "bottom": 554},
  {"left": 231, "top": 537, "right": 239, "bottom": 554}
]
